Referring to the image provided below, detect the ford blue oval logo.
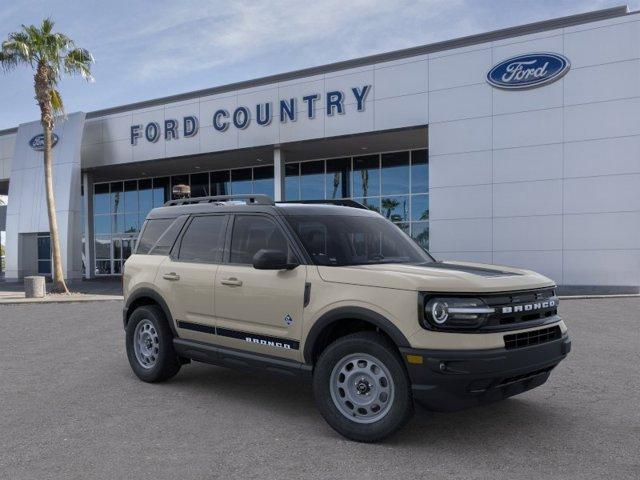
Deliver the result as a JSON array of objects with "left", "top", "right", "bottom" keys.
[
  {"left": 487, "top": 53, "right": 570, "bottom": 90},
  {"left": 29, "top": 133, "right": 59, "bottom": 151}
]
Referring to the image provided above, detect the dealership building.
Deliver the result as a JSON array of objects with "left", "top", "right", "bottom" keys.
[{"left": 0, "top": 5, "right": 639, "bottom": 293}]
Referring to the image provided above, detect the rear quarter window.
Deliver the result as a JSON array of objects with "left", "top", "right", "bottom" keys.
[{"left": 136, "top": 216, "right": 186, "bottom": 255}]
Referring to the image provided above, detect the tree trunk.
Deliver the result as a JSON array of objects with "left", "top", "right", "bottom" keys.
[{"left": 35, "top": 65, "right": 68, "bottom": 294}]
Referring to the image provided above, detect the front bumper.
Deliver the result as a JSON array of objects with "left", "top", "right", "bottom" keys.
[{"left": 400, "top": 333, "right": 571, "bottom": 411}]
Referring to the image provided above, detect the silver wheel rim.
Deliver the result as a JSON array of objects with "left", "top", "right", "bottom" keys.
[
  {"left": 133, "top": 319, "right": 159, "bottom": 369},
  {"left": 329, "top": 353, "right": 395, "bottom": 424}
]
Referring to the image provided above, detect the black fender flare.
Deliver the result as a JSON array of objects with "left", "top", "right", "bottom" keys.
[
  {"left": 123, "top": 287, "right": 178, "bottom": 337},
  {"left": 303, "top": 306, "right": 411, "bottom": 364}
]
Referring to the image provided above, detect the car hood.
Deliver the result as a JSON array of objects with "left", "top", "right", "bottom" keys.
[{"left": 316, "top": 261, "right": 554, "bottom": 293}]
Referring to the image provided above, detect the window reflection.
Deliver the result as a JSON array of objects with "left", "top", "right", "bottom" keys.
[
  {"left": 381, "top": 152, "right": 409, "bottom": 195},
  {"left": 381, "top": 196, "right": 409, "bottom": 222},
  {"left": 253, "top": 166, "right": 274, "bottom": 197},
  {"left": 353, "top": 155, "right": 380, "bottom": 198},
  {"left": 231, "top": 168, "right": 252, "bottom": 194},
  {"left": 326, "top": 158, "right": 350, "bottom": 199},
  {"left": 285, "top": 163, "right": 300, "bottom": 200},
  {"left": 411, "top": 194, "right": 429, "bottom": 221},
  {"left": 300, "top": 161, "right": 324, "bottom": 200},
  {"left": 411, "top": 150, "right": 428, "bottom": 193}
]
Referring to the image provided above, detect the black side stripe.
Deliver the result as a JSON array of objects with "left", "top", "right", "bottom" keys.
[{"left": 176, "top": 320, "right": 299, "bottom": 350}]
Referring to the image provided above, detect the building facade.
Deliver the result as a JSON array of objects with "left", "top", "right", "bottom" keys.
[{"left": 0, "top": 6, "right": 639, "bottom": 292}]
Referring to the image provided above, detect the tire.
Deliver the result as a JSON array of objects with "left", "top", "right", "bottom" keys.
[
  {"left": 125, "top": 305, "right": 181, "bottom": 383},
  {"left": 313, "top": 331, "right": 414, "bottom": 442}
]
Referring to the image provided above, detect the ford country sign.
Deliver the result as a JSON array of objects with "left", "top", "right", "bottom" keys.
[
  {"left": 29, "top": 133, "right": 59, "bottom": 151},
  {"left": 487, "top": 53, "right": 570, "bottom": 90}
]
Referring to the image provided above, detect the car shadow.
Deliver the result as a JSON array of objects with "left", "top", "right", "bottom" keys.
[{"left": 154, "top": 362, "right": 570, "bottom": 446}]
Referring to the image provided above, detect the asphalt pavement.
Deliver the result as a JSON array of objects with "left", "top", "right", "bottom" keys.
[{"left": 0, "top": 298, "right": 638, "bottom": 479}]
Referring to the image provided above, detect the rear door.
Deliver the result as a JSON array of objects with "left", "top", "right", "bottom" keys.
[
  {"left": 156, "top": 214, "right": 229, "bottom": 342},
  {"left": 213, "top": 214, "right": 307, "bottom": 361}
]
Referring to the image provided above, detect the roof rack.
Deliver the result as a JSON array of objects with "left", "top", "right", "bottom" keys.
[
  {"left": 278, "top": 199, "right": 369, "bottom": 210},
  {"left": 164, "top": 194, "right": 274, "bottom": 207}
]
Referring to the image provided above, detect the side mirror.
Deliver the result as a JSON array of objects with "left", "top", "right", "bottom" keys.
[{"left": 252, "top": 249, "right": 298, "bottom": 270}]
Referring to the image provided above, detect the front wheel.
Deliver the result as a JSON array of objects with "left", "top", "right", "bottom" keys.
[
  {"left": 313, "top": 332, "right": 414, "bottom": 442},
  {"left": 125, "top": 305, "right": 181, "bottom": 382}
]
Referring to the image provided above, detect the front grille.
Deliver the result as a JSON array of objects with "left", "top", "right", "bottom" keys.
[
  {"left": 482, "top": 288, "right": 558, "bottom": 329},
  {"left": 504, "top": 325, "right": 562, "bottom": 350}
]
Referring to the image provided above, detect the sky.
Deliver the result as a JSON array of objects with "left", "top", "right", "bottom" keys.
[{"left": 0, "top": 0, "right": 639, "bottom": 130}]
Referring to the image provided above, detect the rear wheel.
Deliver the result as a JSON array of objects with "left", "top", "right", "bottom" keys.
[
  {"left": 125, "top": 305, "right": 181, "bottom": 382},
  {"left": 313, "top": 331, "right": 414, "bottom": 442}
]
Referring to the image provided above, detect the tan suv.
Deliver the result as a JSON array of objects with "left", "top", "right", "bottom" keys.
[{"left": 122, "top": 194, "right": 570, "bottom": 442}]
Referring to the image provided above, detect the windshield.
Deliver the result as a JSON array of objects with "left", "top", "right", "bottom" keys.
[{"left": 286, "top": 214, "right": 434, "bottom": 266}]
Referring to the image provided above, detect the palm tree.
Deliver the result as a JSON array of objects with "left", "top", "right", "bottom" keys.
[{"left": 0, "top": 18, "right": 93, "bottom": 293}]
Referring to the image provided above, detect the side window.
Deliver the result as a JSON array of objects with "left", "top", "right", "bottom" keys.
[
  {"left": 177, "top": 215, "right": 227, "bottom": 263},
  {"left": 230, "top": 216, "right": 289, "bottom": 264},
  {"left": 150, "top": 215, "right": 188, "bottom": 255},
  {"left": 136, "top": 218, "right": 174, "bottom": 254}
]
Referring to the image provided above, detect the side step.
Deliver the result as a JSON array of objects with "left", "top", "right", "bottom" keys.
[{"left": 173, "top": 338, "right": 312, "bottom": 380}]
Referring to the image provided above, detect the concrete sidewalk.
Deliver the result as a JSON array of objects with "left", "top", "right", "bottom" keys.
[{"left": 0, "top": 278, "right": 123, "bottom": 304}]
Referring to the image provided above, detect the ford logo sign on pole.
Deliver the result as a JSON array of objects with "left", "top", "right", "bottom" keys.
[
  {"left": 29, "top": 133, "right": 59, "bottom": 151},
  {"left": 487, "top": 53, "right": 570, "bottom": 90}
]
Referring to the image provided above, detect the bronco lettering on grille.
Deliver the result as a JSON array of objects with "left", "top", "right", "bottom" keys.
[{"left": 501, "top": 299, "right": 556, "bottom": 314}]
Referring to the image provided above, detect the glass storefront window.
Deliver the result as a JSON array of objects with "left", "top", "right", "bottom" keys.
[
  {"left": 353, "top": 155, "right": 380, "bottom": 198},
  {"left": 138, "top": 178, "right": 153, "bottom": 221},
  {"left": 94, "top": 183, "right": 110, "bottom": 214},
  {"left": 411, "top": 222, "right": 429, "bottom": 250},
  {"left": 124, "top": 180, "right": 138, "bottom": 213},
  {"left": 411, "top": 194, "right": 429, "bottom": 221},
  {"left": 381, "top": 152, "right": 410, "bottom": 195},
  {"left": 285, "top": 163, "right": 300, "bottom": 200},
  {"left": 211, "top": 170, "right": 230, "bottom": 196},
  {"left": 94, "top": 215, "right": 110, "bottom": 235},
  {"left": 326, "top": 158, "right": 350, "bottom": 199},
  {"left": 381, "top": 196, "right": 409, "bottom": 222},
  {"left": 300, "top": 161, "right": 324, "bottom": 200},
  {"left": 111, "top": 182, "right": 123, "bottom": 214},
  {"left": 411, "top": 149, "right": 428, "bottom": 193},
  {"left": 231, "top": 168, "right": 252, "bottom": 194},
  {"left": 253, "top": 166, "right": 274, "bottom": 197},
  {"left": 153, "top": 177, "right": 170, "bottom": 207},
  {"left": 89, "top": 149, "right": 428, "bottom": 275},
  {"left": 190, "top": 172, "right": 209, "bottom": 198}
]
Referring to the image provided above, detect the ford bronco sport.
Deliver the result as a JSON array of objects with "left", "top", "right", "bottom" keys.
[{"left": 122, "top": 194, "right": 570, "bottom": 442}]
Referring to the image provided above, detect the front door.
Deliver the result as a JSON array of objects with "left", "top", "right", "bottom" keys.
[
  {"left": 156, "top": 214, "right": 229, "bottom": 343},
  {"left": 214, "top": 214, "right": 307, "bottom": 361}
]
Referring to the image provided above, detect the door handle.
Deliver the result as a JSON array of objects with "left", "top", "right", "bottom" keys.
[
  {"left": 220, "top": 277, "right": 243, "bottom": 287},
  {"left": 163, "top": 272, "right": 181, "bottom": 281}
]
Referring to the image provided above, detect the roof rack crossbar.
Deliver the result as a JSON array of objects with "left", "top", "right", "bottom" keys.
[
  {"left": 164, "top": 194, "right": 274, "bottom": 207},
  {"left": 278, "top": 199, "right": 369, "bottom": 210}
]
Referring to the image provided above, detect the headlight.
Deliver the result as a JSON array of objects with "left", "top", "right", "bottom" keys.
[{"left": 423, "top": 297, "right": 495, "bottom": 330}]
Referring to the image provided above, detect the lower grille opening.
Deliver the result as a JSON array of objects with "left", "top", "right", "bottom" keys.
[
  {"left": 504, "top": 325, "right": 562, "bottom": 350},
  {"left": 498, "top": 365, "right": 555, "bottom": 387}
]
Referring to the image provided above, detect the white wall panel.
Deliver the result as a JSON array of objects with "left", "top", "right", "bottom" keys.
[
  {"left": 428, "top": 83, "right": 492, "bottom": 123},
  {"left": 564, "top": 59, "right": 640, "bottom": 106},
  {"left": 564, "top": 136, "right": 640, "bottom": 178},
  {"left": 493, "top": 108, "right": 563, "bottom": 149},
  {"left": 429, "top": 218, "right": 492, "bottom": 252},
  {"left": 373, "top": 93, "right": 428, "bottom": 131},
  {"left": 564, "top": 97, "right": 640, "bottom": 142},
  {"left": 493, "top": 215, "right": 563, "bottom": 251},
  {"left": 563, "top": 250, "right": 640, "bottom": 286},
  {"left": 374, "top": 60, "right": 428, "bottom": 100},
  {"left": 493, "top": 144, "right": 562, "bottom": 183},
  {"left": 563, "top": 174, "right": 640, "bottom": 214},
  {"left": 429, "top": 150, "right": 492, "bottom": 188},
  {"left": 564, "top": 20, "right": 640, "bottom": 68},
  {"left": 429, "top": 184, "right": 492, "bottom": 220},
  {"left": 493, "top": 80, "right": 563, "bottom": 116},
  {"left": 429, "top": 48, "right": 492, "bottom": 91},
  {"left": 493, "top": 180, "right": 562, "bottom": 217},
  {"left": 429, "top": 116, "right": 491, "bottom": 155},
  {"left": 564, "top": 212, "right": 640, "bottom": 250},
  {"left": 493, "top": 250, "right": 563, "bottom": 284}
]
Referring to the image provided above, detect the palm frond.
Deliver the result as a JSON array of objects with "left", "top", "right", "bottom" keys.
[
  {"left": 50, "top": 88, "right": 64, "bottom": 116},
  {"left": 64, "top": 47, "right": 94, "bottom": 81}
]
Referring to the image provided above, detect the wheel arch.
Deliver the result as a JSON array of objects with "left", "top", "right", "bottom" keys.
[
  {"left": 123, "top": 287, "right": 178, "bottom": 337},
  {"left": 303, "top": 307, "right": 410, "bottom": 364}
]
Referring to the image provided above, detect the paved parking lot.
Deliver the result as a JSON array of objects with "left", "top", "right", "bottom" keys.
[{"left": 0, "top": 298, "right": 638, "bottom": 479}]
